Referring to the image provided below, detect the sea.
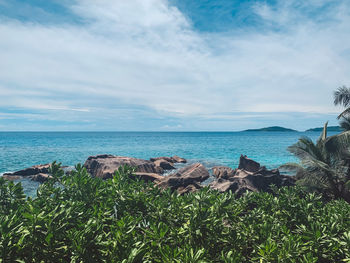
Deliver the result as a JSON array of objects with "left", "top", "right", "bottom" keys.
[{"left": 0, "top": 131, "right": 334, "bottom": 196}]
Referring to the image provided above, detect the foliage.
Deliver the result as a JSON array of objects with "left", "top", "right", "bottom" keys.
[
  {"left": 281, "top": 122, "right": 350, "bottom": 202},
  {"left": 334, "top": 85, "right": 350, "bottom": 120},
  {"left": 339, "top": 115, "right": 350, "bottom": 132},
  {"left": 1, "top": 163, "right": 350, "bottom": 262}
]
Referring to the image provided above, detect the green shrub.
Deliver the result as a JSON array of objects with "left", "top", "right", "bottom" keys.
[{"left": 1, "top": 163, "right": 350, "bottom": 262}]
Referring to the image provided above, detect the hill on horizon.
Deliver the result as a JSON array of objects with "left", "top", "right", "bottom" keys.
[{"left": 243, "top": 126, "right": 297, "bottom": 132}]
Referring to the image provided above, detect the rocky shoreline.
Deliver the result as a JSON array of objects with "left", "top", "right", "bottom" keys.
[{"left": 2, "top": 154, "right": 295, "bottom": 196}]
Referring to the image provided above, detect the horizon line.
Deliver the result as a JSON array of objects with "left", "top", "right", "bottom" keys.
[{"left": 0, "top": 130, "right": 324, "bottom": 133}]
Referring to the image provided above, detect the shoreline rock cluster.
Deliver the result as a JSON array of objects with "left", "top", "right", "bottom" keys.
[
  {"left": 210, "top": 155, "right": 295, "bottom": 195},
  {"left": 2, "top": 164, "right": 53, "bottom": 183},
  {"left": 3, "top": 154, "right": 295, "bottom": 196}
]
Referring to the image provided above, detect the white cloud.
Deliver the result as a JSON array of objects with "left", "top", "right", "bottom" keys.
[{"left": 0, "top": 0, "right": 349, "bottom": 130}]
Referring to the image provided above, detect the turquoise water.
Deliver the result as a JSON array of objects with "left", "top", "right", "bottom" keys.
[
  {"left": 0, "top": 131, "right": 332, "bottom": 172},
  {"left": 0, "top": 131, "right": 331, "bottom": 195}
]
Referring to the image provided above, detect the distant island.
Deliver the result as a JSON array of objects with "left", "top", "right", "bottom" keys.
[
  {"left": 306, "top": 126, "right": 342, "bottom": 132},
  {"left": 243, "top": 126, "right": 297, "bottom": 132},
  {"left": 241, "top": 125, "right": 342, "bottom": 132}
]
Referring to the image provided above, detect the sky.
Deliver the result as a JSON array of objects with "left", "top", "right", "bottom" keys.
[{"left": 0, "top": 0, "right": 350, "bottom": 131}]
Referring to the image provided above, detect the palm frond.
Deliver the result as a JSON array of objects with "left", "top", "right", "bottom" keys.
[
  {"left": 297, "top": 173, "right": 331, "bottom": 193},
  {"left": 337, "top": 107, "right": 350, "bottom": 119},
  {"left": 325, "top": 131, "right": 350, "bottom": 157},
  {"left": 346, "top": 180, "right": 350, "bottom": 190},
  {"left": 279, "top": 163, "right": 310, "bottom": 179},
  {"left": 334, "top": 86, "right": 350, "bottom": 107},
  {"left": 279, "top": 163, "right": 304, "bottom": 171},
  {"left": 309, "top": 158, "right": 333, "bottom": 174},
  {"left": 339, "top": 115, "right": 350, "bottom": 131},
  {"left": 288, "top": 136, "right": 326, "bottom": 164}
]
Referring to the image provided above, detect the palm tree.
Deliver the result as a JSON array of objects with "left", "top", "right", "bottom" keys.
[
  {"left": 339, "top": 115, "right": 350, "bottom": 131},
  {"left": 281, "top": 122, "right": 350, "bottom": 202},
  {"left": 334, "top": 86, "right": 350, "bottom": 119}
]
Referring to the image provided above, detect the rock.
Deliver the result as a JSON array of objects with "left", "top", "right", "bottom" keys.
[
  {"left": 177, "top": 183, "right": 201, "bottom": 195},
  {"left": 2, "top": 164, "right": 72, "bottom": 182},
  {"left": 174, "top": 163, "right": 209, "bottom": 182},
  {"left": 83, "top": 154, "right": 163, "bottom": 179},
  {"left": 150, "top": 157, "right": 175, "bottom": 163},
  {"left": 256, "top": 166, "right": 279, "bottom": 176},
  {"left": 153, "top": 159, "right": 176, "bottom": 170},
  {"left": 157, "top": 163, "right": 209, "bottom": 191},
  {"left": 210, "top": 156, "right": 295, "bottom": 197},
  {"left": 2, "top": 175, "right": 23, "bottom": 181},
  {"left": 31, "top": 173, "right": 52, "bottom": 183},
  {"left": 172, "top": 155, "right": 187, "bottom": 163},
  {"left": 234, "top": 169, "right": 253, "bottom": 178},
  {"left": 212, "top": 166, "right": 236, "bottom": 179},
  {"left": 150, "top": 155, "right": 187, "bottom": 164},
  {"left": 210, "top": 178, "right": 256, "bottom": 194},
  {"left": 133, "top": 172, "right": 163, "bottom": 182},
  {"left": 210, "top": 178, "right": 239, "bottom": 192},
  {"left": 210, "top": 171, "right": 295, "bottom": 197},
  {"left": 244, "top": 167, "right": 295, "bottom": 190},
  {"left": 238, "top": 155, "right": 260, "bottom": 173},
  {"left": 3, "top": 164, "right": 51, "bottom": 177},
  {"left": 3, "top": 164, "right": 52, "bottom": 181}
]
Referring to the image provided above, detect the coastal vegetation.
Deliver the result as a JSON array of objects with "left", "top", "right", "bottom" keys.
[
  {"left": 276, "top": 87, "right": 350, "bottom": 204},
  {"left": 334, "top": 86, "right": 350, "bottom": 131},
  {"left": 334, "top": 86, "right": 350, "bottom": 120},
  {"left": 281, "top": 122, "right": 350, "bottom": 203},
  {"left": 1, "top": 163, "right": 350, "bottom": 262}
]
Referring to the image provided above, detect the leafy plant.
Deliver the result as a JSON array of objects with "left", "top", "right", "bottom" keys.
[{"left": 1, "top": 164, "right": 350, "bottom": 262}]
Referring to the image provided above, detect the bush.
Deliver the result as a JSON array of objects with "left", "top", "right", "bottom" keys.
[{"left": 1, "top": 163, "right": 350, "bottom": 262}]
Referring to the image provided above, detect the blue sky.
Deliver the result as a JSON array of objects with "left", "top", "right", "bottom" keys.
[{"left": 0, "top": 0, "right": 349, "bottom": 131}]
